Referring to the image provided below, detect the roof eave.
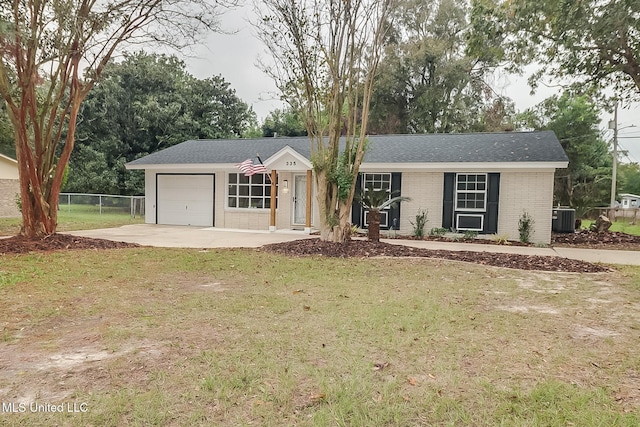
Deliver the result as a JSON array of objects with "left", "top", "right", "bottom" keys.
[{"left": 360, "top": 161, "right": 569, "bottom": 171}]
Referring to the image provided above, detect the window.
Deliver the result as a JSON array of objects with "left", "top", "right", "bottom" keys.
[
  {"left": 363, "top": 173, "right": 391, "bottom": 204},
  {"left": 363, "top": 173, "right": 391, "bottom": 192},
  {"left": 455, "top": 174, "right": 487, "bottom": 211},
  {"left": 227, "top": 173, "right": 276, "bottom": 209}
]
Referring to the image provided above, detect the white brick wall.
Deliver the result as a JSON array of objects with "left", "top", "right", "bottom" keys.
[
  {"left": 399, "top": 172, "right": 444, "bottom": 235},
  {"left": 497, "top": 171, "right": 554, "bottom": 244},
  {"left": 0, "top": 179, "right": 20, "bottom": 217},
  {"left": 398, "top": 170, "right": 555, "bottom": 243}
]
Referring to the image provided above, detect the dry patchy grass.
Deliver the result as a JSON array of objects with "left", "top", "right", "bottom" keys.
[{"left": 0, "top": 248, "right": 639, "bottom": 426}]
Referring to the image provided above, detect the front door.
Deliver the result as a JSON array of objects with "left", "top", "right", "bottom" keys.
[{"left": 293, "top": 174, "right": 307, "bottom": 225}]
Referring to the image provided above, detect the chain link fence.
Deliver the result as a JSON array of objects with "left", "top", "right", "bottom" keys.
[{"left": 58, "top": 193, "right": 145, "bottom": 218}]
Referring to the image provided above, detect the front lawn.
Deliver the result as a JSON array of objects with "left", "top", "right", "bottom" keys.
[
  {"left": 0, "top": 204, "right": 144, "bottom": 236},
  {"left": 1, "top": 248, "right": 638, "bottom": 426}
]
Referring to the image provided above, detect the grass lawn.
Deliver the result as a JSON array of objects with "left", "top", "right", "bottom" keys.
[
  {"left": 580, "top": 218, "right": 640, "bottom": 236},
  {"left": 1, "top": 248, "right": 639, "bottom": 426},
  {"left": 0, "top": 204, "right": 144, "bottom": 236}
]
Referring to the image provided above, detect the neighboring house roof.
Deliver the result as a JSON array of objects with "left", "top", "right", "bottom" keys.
[
  {"left": 0, "top": 153, "right": 17, "bottom": 163},
  {"left": 620, "top": 193, "right": 640, "bottom": 198},
  {"left": 126, "top": 131, "right": 568, "bottom": 168},
  {"left": 0, "top": 153, "right": 19, "bottom": 180}
]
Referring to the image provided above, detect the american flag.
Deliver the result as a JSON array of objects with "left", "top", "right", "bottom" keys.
[{"left": 235, "top": 158, "right": 267, "bottom": 176}]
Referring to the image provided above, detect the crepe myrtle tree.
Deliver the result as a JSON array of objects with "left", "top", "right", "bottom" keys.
[
  {"left": 255, "top": 0, "right": 395, "bottom": 243},
  {"left": 356, "top": 183, "right": 410, "bottom": 242},
  {"left": 0, "top": 0, "right": 235, "bottom": 237}
]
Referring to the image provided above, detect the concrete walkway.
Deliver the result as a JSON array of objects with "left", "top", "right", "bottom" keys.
[{"left": 66, "top": 224, "right": 640, "bottom": 266}]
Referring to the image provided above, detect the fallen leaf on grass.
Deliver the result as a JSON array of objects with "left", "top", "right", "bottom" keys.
[
  {"left": 407, "top": 377, "right": 418, "bottom": 386},
  {"left": 310, "top": 393, "right": 326, "bottom": 401},
  {"left": 373, "top": 362, "right": 390, "bottom": 371},
  {"left": 293, "top": 289, "right": 304, "bottom": 294},
  {"left": 303, "top": 305, "right": 311, "bottom": 311}
]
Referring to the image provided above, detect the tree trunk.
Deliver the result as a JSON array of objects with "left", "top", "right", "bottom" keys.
[
  {"left": 314, "top": 168, "right": 354, "bottom": 243},
  {"left": 16, "top": 145, "right": 61, "bottom": 238},
  {"left": 367, "top": 209, "right": 381, "bottom": 242}
]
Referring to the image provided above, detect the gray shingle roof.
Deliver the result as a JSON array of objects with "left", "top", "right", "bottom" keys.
[{"left": 126, "top": 131, "right": 568, "bottom": 166}]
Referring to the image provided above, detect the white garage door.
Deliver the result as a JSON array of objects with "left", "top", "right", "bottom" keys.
[{"left": 157, "top": 174, "right": 214, "bottom": 226}]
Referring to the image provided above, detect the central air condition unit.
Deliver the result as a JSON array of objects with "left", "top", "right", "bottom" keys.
[{"left": 552, "top": 208, "right": 576, "bottom": 233}]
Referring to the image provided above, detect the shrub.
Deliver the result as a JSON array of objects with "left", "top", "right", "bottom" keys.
[
  {"left": 429, "top": 227, "right": 448, "bottom": 237},
  {"left": 462, "top": 230, "right": 478, "bottom": 240},
  {"left": 410, "top": 209, "right": 428, "bottom": 238},
  {"left": 491, "top": 234, "right": 511, "bottom": 245},
  {"left": 518, "top": 211, "right": 535, "bottom": 243}
]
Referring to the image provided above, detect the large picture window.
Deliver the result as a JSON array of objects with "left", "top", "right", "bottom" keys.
[
  {"left": 455, "top": 173, "right": 487, "bottom": 211},
  {"left": 227, "top": 173, "right": 275, "bottom": 209}
]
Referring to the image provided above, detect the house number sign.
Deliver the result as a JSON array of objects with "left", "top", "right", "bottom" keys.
[{"left": 285, "top": 161, "right": 297, "bottom": 166}]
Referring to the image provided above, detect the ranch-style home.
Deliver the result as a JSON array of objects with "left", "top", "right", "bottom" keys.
[
  {"left": 0, "top": 153, "right": 19, "bottom": 218},
  {"left": 125, "top": 131, "right": 569, "bottom": 244}
]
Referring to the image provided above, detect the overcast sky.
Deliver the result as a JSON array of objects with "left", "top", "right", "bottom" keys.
[{"left": 181, "top": 5, "right": 640, "bottom": 165}]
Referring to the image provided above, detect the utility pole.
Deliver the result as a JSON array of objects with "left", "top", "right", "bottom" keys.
[{"left": 609, "top": 103, "right": 618, "bottom": 208}]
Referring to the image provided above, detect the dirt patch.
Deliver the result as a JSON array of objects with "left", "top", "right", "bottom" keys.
[
  {"left": 262, "top": 238, "right": 610, "bottom": 273},
  {"left": 571, "top": 325, "right": 620, "bottom": 339},
  {"left": 0, "top": 327, "right": 163, "bottom": 403},
  {"left": 0, "top": 233, "right": 138, "bottom": 254},
  {"left": 496, "top": 305, "right": 561, "bottom": 315}
]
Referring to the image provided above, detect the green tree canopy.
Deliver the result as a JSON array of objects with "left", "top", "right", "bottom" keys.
[
  {"left": 619, "top": 163, "right": 640, "bottom": 196},
  {"left": 517, "top": 93, "right": 612, "bottom": 211},
  {"left": 66, "top": 52, "right": 255, "bottom": 195},
  {"left": 368, "top": 0, "right": 515, "bottom": 134},
  {"left": 469, "top": 0, "right": 640, "bottom": 101},
  {"left": 261, "top": 108, "right": 308, "bottom": 137},
  {"left": 0, "top": 104, "right": 12, "bottom": 158}
]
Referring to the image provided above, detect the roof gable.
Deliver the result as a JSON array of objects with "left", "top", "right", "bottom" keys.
[{"left": 264, "top": 145, "right": 313, "bottom": 170}]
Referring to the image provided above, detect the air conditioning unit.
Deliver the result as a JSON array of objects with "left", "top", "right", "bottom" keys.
[{"left": 552, "top": 208, "right": 576, "bottom": 233}]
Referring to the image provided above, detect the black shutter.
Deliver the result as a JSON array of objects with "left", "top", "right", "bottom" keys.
[
  {"left": 485, "top": 173, "right": 500, "bottom": 234},
  {"left": 351, "top": 173, "right": 363, "bottom": 227},
  {"left": 387, "top": 172, "right": 402, "bottom": 230},
  {"left": 442, "top": 173, "right": 455, "bottom": 230}
]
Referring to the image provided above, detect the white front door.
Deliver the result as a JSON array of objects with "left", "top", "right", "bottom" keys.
[{"left": 293, "top": 174, "right": 307, "bottom": 225}]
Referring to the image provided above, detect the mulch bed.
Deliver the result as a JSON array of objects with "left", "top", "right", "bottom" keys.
[
  {"left": 0, "top": 234, "right": 139, "bottom": 255},
  {"left": 262, "top": 238, "right": 610, "bottom": 273},
  {"left": 552, "top": 230, "right": 640, "bottom": 250},
  {"left": 2, "top": 230, "right": 634, "bottom": 273}
]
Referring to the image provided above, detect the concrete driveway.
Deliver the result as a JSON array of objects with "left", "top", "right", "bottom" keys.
[
  {"left": 67, "top": 224, "right": 315, "bottom": 248},
  {"left": 66, "top": 224, "right": 640, "bottom": 266}
]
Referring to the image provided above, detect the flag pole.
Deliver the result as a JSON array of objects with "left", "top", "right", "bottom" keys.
[{"left": 257, "top": 153, "right": 271, "bottom": 183}]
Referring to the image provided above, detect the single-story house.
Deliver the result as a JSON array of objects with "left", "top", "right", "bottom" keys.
[
  {"left": 620, "top": 193, "right": 640, "bottom": 209},
  {"left": 0, "top": 153, "right": 19, "bottom": 217},
  {"left": 125, "top": 131, "right": 569, "bottom": 243}
]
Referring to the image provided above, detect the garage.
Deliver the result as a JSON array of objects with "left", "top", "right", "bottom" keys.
[{"left": 156, "top": 174, "right": 214, "bottom": 226}]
